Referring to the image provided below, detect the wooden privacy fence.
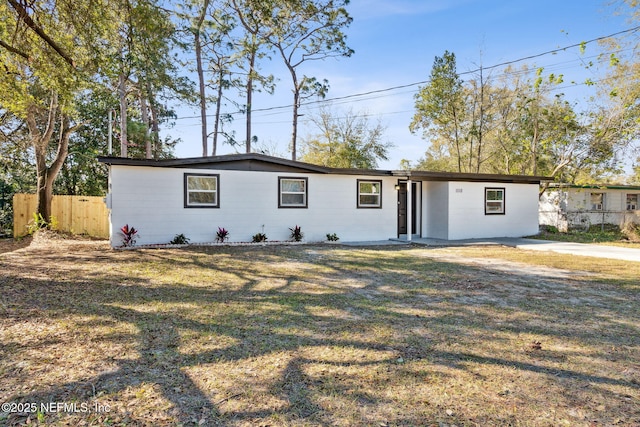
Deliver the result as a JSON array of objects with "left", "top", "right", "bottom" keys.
[{"left": 13, "top": 194, "right": 109, "bottom": 238}]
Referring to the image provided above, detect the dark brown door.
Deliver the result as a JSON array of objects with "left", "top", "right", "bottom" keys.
[
  {"left": 397, "top": 183, "right": 407, "bottom": 235},
  {"left": 397, "top": 182, "right": 418, "bottom": 236}
]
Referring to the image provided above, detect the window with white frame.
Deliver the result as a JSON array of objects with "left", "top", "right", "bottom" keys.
[
  {"left": 184, "top": 173, "right": 219, "bottom": 208},
  {"left": 590, "top": 192, "right": 604, "bottom": 210},
  {"left": 357, "top": 180, "right": 382, "bottom": 208},
  {"left": 627, "top": 194, "right": 638, "bottom": 211},
  {"left": 485, "top": 187, "right": 505, "bottom": 215},
  {"left": 279, "top": 177, "right": 307, "bottom": 208}
]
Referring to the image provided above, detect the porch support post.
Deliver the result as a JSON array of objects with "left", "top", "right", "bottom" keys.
[{"left": 406, "top": 178, "right": 412, "bottom": 241}]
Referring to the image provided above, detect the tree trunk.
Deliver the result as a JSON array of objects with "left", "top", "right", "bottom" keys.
[
  {"left": 213, "top": 66, "right": 224, "bottom": 156},
  {"left": 529, "top": 111, "right": 540, "bottom": 176},
  {"left": 290, "top": 70, "right": 300, "bottom": 161},
  {"left": 194, "top": 0, "right": 209, "bottom": 157},
  {"left": 476, "top": 67, "right": 485, "bottom": 174},
  {"left": 452, "top": 108, "right": 462, "bottom": 173},
  {"left": 245, "top": 49, "right": 256, "bottom": 153},
  {"left": 27, "top": 94, "right": 75, "bottom": 225},
  {"left": 118, "top": 72, "right": 128, "bottom": 158},
  {"left": 148, "top": 90, "right": 161, "bottom": 159},
  {"left": 140, "top": 93, "right": 152, "bottom": 159},
  {"left": 35, "top": 148, "right": 53, "bottom": 224}
]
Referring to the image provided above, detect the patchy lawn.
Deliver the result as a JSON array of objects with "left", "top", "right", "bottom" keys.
[{"left": 0, "top": 235, "right": 638, "bottom": 426}]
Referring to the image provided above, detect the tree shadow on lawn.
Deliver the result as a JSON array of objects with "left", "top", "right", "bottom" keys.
[{"left": 1, "top": 244, "right": 638, "bottom": 425}]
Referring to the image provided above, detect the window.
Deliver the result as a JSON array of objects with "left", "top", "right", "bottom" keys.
[
  {"left": 485, "top": 187, "right": 505, "bottom": 215},
  {"left": 357, "top": 180, "right": 382, "bottom": 208},
  {"left": 627, "top": 194, "right": 638, "bottom": 211},
  {"left": 184, "top": 173, "right": 219, "bottom": 208},
  {"left": 590, "top": 192, "right": 604, "bottom": 211},
  {"left": 279, "top": 177, "right": 307, "bottom": 208}
]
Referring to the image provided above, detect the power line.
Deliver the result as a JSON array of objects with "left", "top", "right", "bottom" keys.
[{"left": 172, "top": 25, "right": 640, "bottom": 122}]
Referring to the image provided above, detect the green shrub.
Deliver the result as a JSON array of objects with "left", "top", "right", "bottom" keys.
[
  {"left": 326, "top": 233, "right": 339, "bottom": 241},
  {"left": 252, "top": 232, "right": 267, "bottom": 243},
  {"left": 170, "top": 234, "right": 190, "bottom": 244}
]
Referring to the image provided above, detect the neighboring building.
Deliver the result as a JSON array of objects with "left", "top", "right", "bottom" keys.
[
  {"left": 539, "top": 183, "right": 640, "bottom": 231},
  {"left": 98, "top": 153, "right": 547, "bottom": 247}
]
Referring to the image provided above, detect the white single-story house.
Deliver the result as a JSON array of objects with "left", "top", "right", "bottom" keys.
[
  {"left": 98, "top": 153, "right": 548, "bottom": 247},
  {"left": 540, "top": 183, "right": 640, "bottom": 231}
]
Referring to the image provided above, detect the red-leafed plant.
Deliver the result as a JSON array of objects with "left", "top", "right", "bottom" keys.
[
  {"left": 120, "top": 224, "right": 138, "bottom": 247},
  {"left": 216, "top": 227, "right": 229, "bottom": 243}
]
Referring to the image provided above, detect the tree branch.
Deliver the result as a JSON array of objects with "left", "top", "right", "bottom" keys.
[
  {"left": 42, "top": 92, "right": 58, "bottom": 146},
  {"left": 6, "top": 0, "right": 75, "bottom": 68},
  {"left": 0, "top": 38, "right": 30, "bottom": 60}
]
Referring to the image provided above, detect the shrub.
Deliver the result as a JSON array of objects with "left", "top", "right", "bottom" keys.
[
  {"left": 120, "top": 224, "right": 138, "bottom": 247},
  {"left": 216, "top": 227, "right": 229, "bottom": 243},
  {"left": 26, "top": 213, "right": 58, "bottom": 235},
  {"left": 326, "top": 233, "right": 339, "bottom": 241},
  {"left": 289, "top": 225, "right": 303, "bottom": 242},
  {"left": 252, "top": 232, "right": 267, "bottom": 243},
  {"left": 170, "top": 234, "right": 190, "bottom": 244},
  {"left": 539, "top": 225, "right": 558, "bottom": 234}
]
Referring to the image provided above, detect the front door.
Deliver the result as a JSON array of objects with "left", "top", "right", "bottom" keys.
[
  {"left": 397, "top": 183, "right": 407, "bottom": 235},
  {"left": 397, "top": 182, "right": 418, "bottom": 236}
]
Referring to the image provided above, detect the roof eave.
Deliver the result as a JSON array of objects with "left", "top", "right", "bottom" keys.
[
  {"left": 391, "top": 170, "right": 552, "bottom": 184},
  {"left": 97, "top": 153, "right": 331, "bottom": 174}
]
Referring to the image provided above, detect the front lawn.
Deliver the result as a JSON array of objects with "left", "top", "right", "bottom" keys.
[{"left": 1, "top": 236, "right": 638, "bottom": 426}]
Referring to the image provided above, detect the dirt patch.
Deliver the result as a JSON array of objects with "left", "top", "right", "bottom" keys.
[
  {"left": 1, "top": 236, "right": 638, "bottom": 426},
  {"left": 0, "top": 231, "right": 110, "bottom": 255},
  {"left": 417, "top": 249, "right": 598, "bottom": 280},
  {"left": 0, "top": 236, "right": 32, "bottom": 254}
]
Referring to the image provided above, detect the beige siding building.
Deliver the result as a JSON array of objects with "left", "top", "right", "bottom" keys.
[{"left": 540, "top": 184, "right": 640, "bottom": 231}]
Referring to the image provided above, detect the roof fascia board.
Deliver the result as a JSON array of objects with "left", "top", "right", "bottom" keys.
[
  {"left": 392, "top": 170, "right": 550, "bottom": 184},
  {"left": 549, "top": 183, "right": 640, "bottom": 191},
  {"left": 97, "top": 154, "right": 549, "bottom": 183},
  {"left": 97, "top": 154, "right": 330, "bottom": 174}
]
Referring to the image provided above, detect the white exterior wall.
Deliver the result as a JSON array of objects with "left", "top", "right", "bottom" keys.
[
  {"left": 423, "top": 182, "right": 449, "bottom": 239},
  {"left": 108, "top": 165, "right": 397, "bottom": 246},
  {"left": 424, "top": 182, "right": 539, "bottom": 240},
  {"left": 539, "top": 190, "right": 567, "bottom": 231},
  {"left": 447, "top": 182, "right": 539, "bottom": 239}
]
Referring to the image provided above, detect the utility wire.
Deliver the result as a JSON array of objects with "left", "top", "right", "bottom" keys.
[{"left": 172, "top": 25, "right": 640, "bottom": 122}]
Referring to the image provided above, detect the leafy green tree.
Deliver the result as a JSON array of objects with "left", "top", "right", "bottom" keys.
[
  {"left": 300, "top": 106, "right": 392, "bottom": 169},
  {"left": 630, "top": 158, "right": 640, "bottom": 185},
  {"left": 0, "top": 110, "right": 35, "bottom": 234},
  {"left": 53, "top": 93, "right": 110, "bottom": 196},
  {"left": 411, "top": 52, "right": 630, "bottom": 183},
  {"left": 108, "top": 0, "right": 192, "bottom": 158},
  {"left": 267, "top": 0, "right": 353, "bottom": 161},
  {"left": 0, "top": 0, "right": 107, "bottom": 224},
  {"left": 410, "top": 51, "right": 466, "bottom": 172}
]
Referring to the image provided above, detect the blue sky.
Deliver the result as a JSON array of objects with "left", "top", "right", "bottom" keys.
[{"left": 170, "top": 0, "right": 633, "bottom": 169}]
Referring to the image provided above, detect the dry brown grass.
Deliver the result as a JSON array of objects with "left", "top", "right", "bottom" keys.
[{"left": 0, "top": 235, "right": 638, "bottom": 426}]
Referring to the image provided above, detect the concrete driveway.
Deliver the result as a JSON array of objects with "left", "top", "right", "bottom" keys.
[
  {"left": 345, "top": 237, "right": 640, "bottom": 262},
  {"left": 493, "top": 238, "right": 640, "bottom": 262}
]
